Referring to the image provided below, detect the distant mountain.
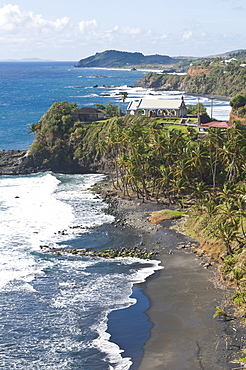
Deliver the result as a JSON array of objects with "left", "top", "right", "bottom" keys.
[
  {"left": 208, "top": 49, "right": 246, "bottom": 59},
  {"left": 20, "top": 58, "right": 54, "bottom": 62},
  {"left": 0, "top": 58, "right": 55, "bottom": 62},
  {"left": 76, "top": 50, "right": 180, "bottom": 68}
]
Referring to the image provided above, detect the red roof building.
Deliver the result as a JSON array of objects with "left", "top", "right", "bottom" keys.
[{"left": 199, "top": 121, "right": 233, "bottom": 130}]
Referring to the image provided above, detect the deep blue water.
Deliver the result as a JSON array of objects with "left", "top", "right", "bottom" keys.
[
  {"left": 0, "top": 62, "right": 146, "bottom": 150},
  {"left": 0, "top": 62, "right": 230, "bottom": 369},
  {"left": 0, "top": 61, "right": 230, "bottom": 150},
  {"left": 0, "top": 62, "right": 163, "bottom": 370}
]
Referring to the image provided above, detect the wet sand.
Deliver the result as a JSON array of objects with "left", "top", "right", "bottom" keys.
[
  {"left": 140, "top": 247, "right": 229, "bottom": 370},
  {"left": 105, "top": 195, "right": 244, "bottom": 370}
]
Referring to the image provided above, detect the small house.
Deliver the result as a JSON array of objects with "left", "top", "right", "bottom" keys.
[
  {"left": 72, "top": 107, "right": 106, "bottom": 123},
  {"left": 198, "top": 121, "right": 233, "bottom": 131},
  {"left": 127, "top": 97, "right": 187, "bottom": 118}
]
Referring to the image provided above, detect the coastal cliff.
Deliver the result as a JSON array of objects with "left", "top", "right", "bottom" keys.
[
  {"left": 135, "top": 59, "right": 246, "bottom": 97},
  {"left": 1, "top": 99, "right": 244, "bottom": 176}
]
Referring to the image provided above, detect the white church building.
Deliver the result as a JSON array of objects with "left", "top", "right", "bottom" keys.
[{"left": 126, "top": 97, "right": 187, "bottom": 118}]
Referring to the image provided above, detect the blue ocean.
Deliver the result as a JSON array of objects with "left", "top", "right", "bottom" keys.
[{"left": 0, "top": 62, "right": 231, "bottom": 369}]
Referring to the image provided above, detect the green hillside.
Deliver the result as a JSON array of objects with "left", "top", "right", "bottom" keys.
[
  {"left": 76, "top": 50, "right": 180, "bottom": 68},
  {"left": 28, "top": 101, "right": 246, "bottom": 318},
  {"left": 136, "top": 57, "right": 246, "bottom": 97}
]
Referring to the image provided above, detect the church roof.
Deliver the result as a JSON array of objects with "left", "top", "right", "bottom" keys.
[{"left": 127, "top": 98, "right": 185, "bottom": 110}]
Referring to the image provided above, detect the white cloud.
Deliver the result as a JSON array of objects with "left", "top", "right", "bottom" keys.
[
  {"left": 0, "top": 4, "right": 70, "bottom": 33},
  {"left": 78, "top": 20, "right": 98, "bottom": 33},
  {"left": 160, "top": 34, "right": 168, "bottom": 40},
  {"left": 120, "top": 26, "right": 141, "bottom": 35},
  {"left": 0, "top": 4, "right": 102, "bottom": 58},
  {"left": 0, "top": 4, "right": 245, "bottom": 60},
  {"left": 182, "top": 31, "right": 192, "bottom": 40}
]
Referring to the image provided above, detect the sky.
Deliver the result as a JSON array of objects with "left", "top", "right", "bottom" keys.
[{"left": 0, "top": 0, "right": 245, "bottom": 61}]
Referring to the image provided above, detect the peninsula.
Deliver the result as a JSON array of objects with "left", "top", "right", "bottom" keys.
[
  {"left": 76, "top": 50, "right": 180, "bottom": 69},
  {"left": 135, "top": 50, "right": 246, "bottom": 97}
]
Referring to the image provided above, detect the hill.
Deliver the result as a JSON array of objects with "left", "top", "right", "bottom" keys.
[
  {"left": 76, "top": 50, "right": 180, "bottom": 68},
  {"left": 135, "top": 57, "right": 246, "bottom": 97}
]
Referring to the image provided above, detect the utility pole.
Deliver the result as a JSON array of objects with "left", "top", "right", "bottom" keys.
[
  {"left": 210, "top": 98, "right": 214, "bottom": 120},
  {"left": 197, "top": 98, "right": 200, "bottom": 124}
]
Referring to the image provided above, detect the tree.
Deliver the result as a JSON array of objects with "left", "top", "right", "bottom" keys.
[
  {"left": 119, "top": 92, "right": 128, "bottom": 102},
  {"left": 94, "top": 104, "right": 106, "bottom": 110},
  {"left": 187, "top": 103, "right": 207, "bottom": 115},
  {"left": 230, "top": 94, "right": 246, "bottom": 109},
  {"left": 95, "top": 102, "right": 123, "bottom": 117}
]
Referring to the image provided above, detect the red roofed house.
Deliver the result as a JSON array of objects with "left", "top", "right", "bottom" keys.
[{"left": 199, "top": 121, "right": 233, "bottom": 131}]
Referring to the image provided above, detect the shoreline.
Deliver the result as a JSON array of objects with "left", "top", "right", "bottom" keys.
[
  {"left": 101, "top": 189, "right": 245, "bottom": 369},
  {"left": 0, "top": 168, "right": 244, "bottom": 368},
  {"left": 184, "top": 92, "right": 231, "bottom": 102}
]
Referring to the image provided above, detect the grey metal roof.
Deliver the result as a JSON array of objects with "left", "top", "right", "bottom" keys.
[{"left": 127, "top": 98, "right": 185, "bottom": 110}]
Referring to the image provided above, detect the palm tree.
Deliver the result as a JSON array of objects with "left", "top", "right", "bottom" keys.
[
  {"left": 154, "top": 165, "right": 173, "bottom": 202},
  {"left": 206, "top": 128, "right": 224, "bottom": 190},
  {"left": 187, "top": 141, "right": 209, "bottom": 182},
  {"left": 120, "top": 92, "right": 128, "bottom": 103},
  {"left": 216, "top": 220, "right": 239, "bottom": 255},
  {"left": 171, "top": 177, "right": 189, "bottom": 207}
]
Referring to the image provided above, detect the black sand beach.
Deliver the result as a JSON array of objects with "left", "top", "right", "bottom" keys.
[{"left": 104, "top": 194, "right": 245, "bottom": 370}]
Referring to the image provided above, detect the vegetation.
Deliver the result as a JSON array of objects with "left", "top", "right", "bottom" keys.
[
  {"left": 29, "top": 99, "right": 246, "bottom": 316},
  {"left": 230, "top": 93, "right": 246, "bottom": 117},
  {"left": 76, "top": 50, "right": 180, "bottom": 68},
  {"left": 136, "top": 56, "right": 246, "bottom": 97},
  {"left": 148, "top": 209, "right": 185, "bottom": 223},
  {"left": 94, "top": 102, "right": 123, "bottom": 117},
  {"left": 187, "top": 103, "right": 207, "bottom": 115},
  {"left": 76, "top": 49, "right": 246, "bottom": 73}
]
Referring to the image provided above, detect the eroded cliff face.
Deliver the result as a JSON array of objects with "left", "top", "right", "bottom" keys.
[
  {"left": 135, "top": 72, "right": 186, "bottom": 90},
  {"left": 0, "top": 147, "right": 113, "bottom": 176},
  {"left": 229, "top": 112, "right": 246, "bottom": 124},
  {"left": 187, "top": 67, "right": 211, "bottom": 76},
  {"left": 135, "top": 64, "right": 246, "bottom": 97}
]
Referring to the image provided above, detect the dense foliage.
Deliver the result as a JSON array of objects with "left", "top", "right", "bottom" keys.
[
  {"left": 97, "top": 116, "right": 246, "bottom": 314},
  {"left": 76, "top": 50, "right": 179, "bottom": 68},
  {"left": 136, "top": 58, "right": 246, "bottom": 97},
  {"left": 29, "top": 101, "right": 246, "bottom": 314},
  {"left": 94, "top": 103, "right": 123, "bottom": 117},
  {"left": 187, "top": 103, "right": 207, "bottom": 115},
  {"left": 29, "top": 101, "right": 78, "bottom": 167},
  {"left": 230, "top": 93, "right": 246, "bottom": 117}
]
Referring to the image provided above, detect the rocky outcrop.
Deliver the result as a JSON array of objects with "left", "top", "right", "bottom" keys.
[
  {"left": 0, "top": 149, "right": 108, "bottom": 176},
  {"left": 135, "top": 72, "right": 186, "bottom": 91},
  {"left": 0, "top": 150, "right": 33, "bottom": 175}
]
